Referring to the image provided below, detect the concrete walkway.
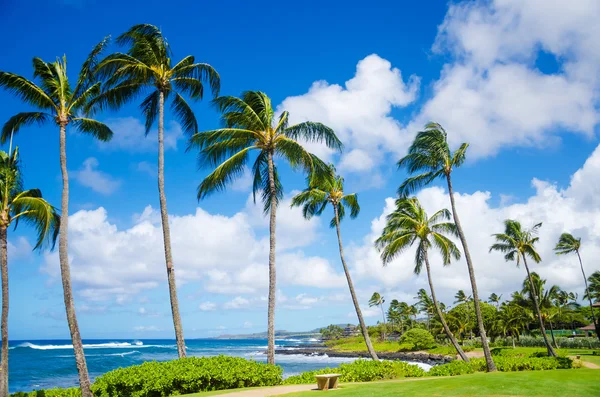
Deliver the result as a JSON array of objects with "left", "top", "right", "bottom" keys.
[{"left": 214, "top": 384, "right": 316, "bottom": 396}]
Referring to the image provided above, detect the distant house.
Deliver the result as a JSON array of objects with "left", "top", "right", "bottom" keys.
[
  {"left": 578, "top": 302, "right": 600, "bottom": 337},
  {"left": 343, "top": 324, "right": 360, "bottom": 337}
]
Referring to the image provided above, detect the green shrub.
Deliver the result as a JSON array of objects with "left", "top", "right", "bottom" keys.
[
  {"left": 283, "top": 360, "right": 425, "bottom": 385},
  {"left": 398, "top": 329, "right": 436, "bottom": 351},
  {"left": 91, "top": 356, "right": 281, "bottom": 397},
  {"left": 428, "top": 360, "right": 475, "bottom": 376},
  {"left": 397, "top": 342, "right": 415, "bottom": 352},
  {"left": 427, "top": 345, "right": 474, "bottom": 355}
]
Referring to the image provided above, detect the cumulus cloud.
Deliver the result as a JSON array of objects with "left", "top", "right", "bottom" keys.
[
  {"left": 405, "top": 0, "right": 600, "bottom": 158},
  {"left": 348, "top": 143, "right": 600, "bottom": 305},
  {"left": 41, "top": 195, "right": 344, "bottom": 304},
  {"left": 101, "top": 117, "right": 183, "bottom": 153},
  {"left": 279, "top": 54, "right": 419, "bottom": 171},
  {"left": 72, "top": 158, "right": 121, "bottom": 195},
  {"left": 198, "top": 302, "right": 216, "bottom": 311}
]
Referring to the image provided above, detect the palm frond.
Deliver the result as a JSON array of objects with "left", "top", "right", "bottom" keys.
[
  {"left": 172, "top": 63, "right": 220, "bottom": 98},
  {"left": 0, "top": 71, "right": 56, "bottom": 111},
  {"left": 212, "top": 95, "right": 265, "bottom": 131},
  {"left": 73, "top": 36, "right": 110, "bottom": 99},
  {"left": 171, "top": 92, "right": 198, "bottom": 136},
  {"left": 11, "top": 189, "right": 60, "bottom": 250},
  {"left": 1, "top": 112, "right": 51, "bottom": 142},
  {"left": 554, "top": 232, "right": 580, "bottom": 255},
  {"left": 140, "top": 91, "right": 159, "bottom": 134},
  {"left": 72, "top": 118, "right": 113, "bottom": 142},
  {"left": 197, "top": 146, "right": 255, "bottom": 200},
  {"left": 341, "top": 193, "right": 360, "bottom": 218},
  {"left": 397, "top": 170, "right": 443, "bottom": 197},
  {"left": 284, "top": 121, "right": 343, "bottom": 152}
]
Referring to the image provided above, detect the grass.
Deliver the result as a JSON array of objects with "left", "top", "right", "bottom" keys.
[
  {"left": 283, "top": 369, "right": 600, "bottom": 397},
  {"left": 325, "top": 336, "right": 400, "bottom": 352},
  {"left": 563, "top": 348, "right": 600, "bottom": 365}
]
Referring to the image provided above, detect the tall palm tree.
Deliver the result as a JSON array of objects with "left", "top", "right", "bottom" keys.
[
  {"left": 489, "top": 220, "right": 557, "bottom": 357},
  {"left": 415, "top": 288, "right": 435, "bottom": 331},
  {"left": 0, "top": 146, "right": 59, "bottom": 397},
  {"left": 0, "top": 40, "right": 113, "bottom": 397},
  {"left": 90, "top": 24, "right": 220, "bottom": 358},
  {"left": 555, "top": 233, "right": 600, "bottom": 341},
  {"left": 190, "top": 91, "right": 341, "bottom": 364},
  {"left": 488, "top": 293, "right": 502, "bottom": 310},
  {"left": 369, "top": 292, "right": 387, "bottom": 329},
  {"left": 291, "top": 166, "right": 377, "bottom": 360},
  {"left": 522, "top": 273, "right": 560, "bottom": 348},
  {"left": 397, "top": 122, "right": 496, "bottom": 371},
  {"left": 375, "top": 198, "right": 469, "bottom": 361}
]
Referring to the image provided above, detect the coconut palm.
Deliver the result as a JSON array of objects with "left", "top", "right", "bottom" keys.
[
  {"left": 376, "top": 198, "right": 469, "bottom": 361},
  {"left": 555, "top": 233, "right": 600, "bottom": 341},
  {"left": 0, "top": 40, "right": 113, "bottom": 396},
  {"left": 415, "top": 288, "right": 435, "bottom": 330},
  {"left": 522, "top": 273, "right": 561, "bottom": 348},
  {"left": 586, "top": 271, "right": 600, "bottom": 303},
  {"left": 0, "top": 147, "right": 59, "bottom": 397},
  {"left": 488, "top": 293, "right": 502, "bottom": 310},
  {"left": 489, "top": 220, "right": 557, "bottom": 357},
  {"left": 369, "top": 292, "right": 387, "bottom": 339},
  {"left": 291, "top": 166, "right": 377, "bottom": 359},
  {"left": 397, "top": 122, "right": 496, "bottom": 371},
  {"left": 454, "top": 290, "right": 473, "bottom": 338},
  {"left": 190, "top": 91, "right": 341, "bottom": 363},
  {"left": 90, "top": 24, "right": 220, "bottom": 358}
]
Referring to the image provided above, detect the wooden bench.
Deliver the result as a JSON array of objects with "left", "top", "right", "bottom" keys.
[{"left": 315, "top": 373, "right": 341, "bottom": 390}]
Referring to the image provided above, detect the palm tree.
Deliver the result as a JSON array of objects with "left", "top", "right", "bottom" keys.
[
  {"left": 0, "top": 146, "right": 59, "bottom": 397},
  {"left": 369, "top": 292, "right": 387, "bottom": 338},
  {"left": 375, "top": 198, "right": 469, "bottom": 361},
  {"left": 489, "top": 220, "right": 557, "bottom": 357},
  {"left": 555, "top": 233, "right": 600, "bottom": 341},
  {"left": 397, "top": 122, "right": 496, "bottom": 371},
  {"left": 586, "top": 271, "right": 600, "bottom": 303},
  {"left": 190, "top": 91, "right": 341, "bottom": 364},
  {"left": 522, "top": 273, "right": 560, "bottom": 348},
  {"left": 415, "top": 289, "right": 435, "bottom": 331},
  {"left": 90, "top": 24, "right": 220, "bottom": 358},
  {"left": 488, "top": 293, "right": 502, "bottom": 310},
  {"left": 291, "top": 165, "right": 378, "bottom": 360},
  {"left": 454, "top": 290, "right": 473, "bottom": 339},
  {"left": 0, "top": 40, "right": 113, "bottom": 397}
]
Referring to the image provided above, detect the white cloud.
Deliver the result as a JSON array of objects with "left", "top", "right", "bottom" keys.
[
  {"left": 405, "top": 0, "right": 600, "bottom": 158},
  {"left": 223, "top": 297, "right": 251, "bottom": 310},
  {"left": 348, "top": 143, "right": 600, "bottom": 305},
  {"left": 243, "top": 321, "right": 253, "bottom": 329},
  {"left": 102, "top": 117, "right": 183, "bottom": 153},
  {"left": 72, "top": 158, "right": 121, "bottom": 195},
  {"left": 135, "top": 161, "right": 156, "bottom": 177},
  {"left": 41, "top": 197, "right": 343, "bottom": 303},
  {"left": 198, "top": 302, "right": 216, "bottom": 311},
  {"left": 279, "top": 54, "right": 419, "bottom": 171},
  {"left": 133, "top": 325, "right": 162, "bottom": 332}
]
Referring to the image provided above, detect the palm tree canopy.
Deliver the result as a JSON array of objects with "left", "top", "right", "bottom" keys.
[
  {"left": 488, "top": 293, "right": 502, "bottom": 304},
  {"left": 0, "top": 147, "right": 59, "bottom": 249},
  {"left": 415, "top": 288, "right": 434, "bottom": 314},
  {"left": 190, "top": 91, "right": 342, "bottom": 212},
  {"left": 554, "top": 232, "right": 581, "bottom": 255},
  {"left": 375, "top": 197, "right": 461, "bottom": 274},
  {"left": 521, "top": 272, "right": 560, "bottom": 308},
  {"left": 585, "top": 271, "right": 600, "bottom": 302},
  {"left": 490, "top": 219, "right": 542, "bottom": 266},
  {"left": 454, "top": 290, "right": 471, "bottom": 304},
  {"left": 91, "top": 24, "right": 220, "bottom": 136},
  {"left": 290, "top": 164, "right": 358, "bottom": 227},
  {"left": 369, "top": 292, "right": 384, "bottom": 307},
  {"left": 0, "top": 38, "right": 113, "bottom": 142},
  {"left": 397, "top": 123, "right": 469, "bottom": 197}
]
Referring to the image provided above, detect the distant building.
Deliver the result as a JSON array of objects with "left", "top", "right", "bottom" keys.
[{"left": 343, "top": 324, "right": 360, "bottom": 337}]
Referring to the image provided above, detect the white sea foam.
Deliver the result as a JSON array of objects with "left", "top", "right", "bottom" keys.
[{"left": 14, "top": 342, "right": 174, "bottom": 350}]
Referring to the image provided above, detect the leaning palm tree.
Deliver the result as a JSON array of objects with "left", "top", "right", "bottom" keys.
[
  {"left": 291, "top": 166, "right": 377, "bottom": 359},
  {"left": 190, "top": 91, "right": 341, "bottom": 364},
  {"left": 0, "top": 40, "right": 113, "bottom": 397},
  {"left": 415, "top": 289, "right": 435, "bottom": 331},
  {"left": 369, "top": 292, "right": 387, "bottom": 336},
  {"left": 397, "top": 122, "right": 496, "bottom": 371},
  {"left": 489, "top": 220, "right": 557, "bottom": 357},
  {"left": 375, "top": 197, "right": 469, "bottom": 361},
  {"left": 586, "top": 271, "right": 600, "bottom": 302},
  {"left": 454, "top": 290, "right": 473, "bottom": 339},
  {"left": 89, "top": 24, "right": 220, "bottom": 358},
  {"left": 0, "top": 146, "right": 59, "bottom": 396},
  {"left": 555, "top": 233, "right": 600, "bottom": 341}
]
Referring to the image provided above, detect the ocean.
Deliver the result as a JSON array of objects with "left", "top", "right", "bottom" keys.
[{"left": 7, "top": 338, "right": 431, "bottom": 393}]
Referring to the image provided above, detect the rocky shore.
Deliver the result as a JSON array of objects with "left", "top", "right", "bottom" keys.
[{"left": 275, "top": 345, "right": 453, "bottom": 365}]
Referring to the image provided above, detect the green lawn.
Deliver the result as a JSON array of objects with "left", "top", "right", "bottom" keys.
[
  {"left": 563, "top": 349, "right": 600, "bottom": 366},
  {"left": 283, "top": 369, "right": 600, "bottom": 397}
]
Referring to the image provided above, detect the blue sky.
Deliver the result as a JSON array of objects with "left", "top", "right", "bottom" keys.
[{"left": 1, "top": 0, "right": 600, "bottom": 340}]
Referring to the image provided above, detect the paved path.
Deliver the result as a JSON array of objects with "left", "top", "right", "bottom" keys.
[{"left": 214, "top": 384, "right": 316, "bottom": 396}]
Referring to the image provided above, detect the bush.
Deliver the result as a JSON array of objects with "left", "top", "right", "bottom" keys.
[
  {"left": 91, "top": 356, "right": 281, "bottom": 397},
  {"left": 427, "top": 345, "right": 475, "bottom": 355},
  {"left": 283, "top": 360, "right": 425, "bottom": 385},
  {"left": 428, "top": 360, "right": 475, "bottom": 376},
  {"left": 397, "top": 342, "right": 415, "bottom": 352},
  {"left": 11, "top": 389, "right": 81, "bottom": 397},
  {"left": 398, "top": 329, "right": 437, "bottom": 351},
  {"left": 429, "top": 355, "right": 573, "bottom": 377}
]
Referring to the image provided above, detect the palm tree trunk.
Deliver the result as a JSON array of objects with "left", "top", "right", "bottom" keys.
[
  {"left": 577, "top": 251, "right": 600, "bottom": 342},
  {"left": 380, "top": 305, "right": 387, "bottom": 340},
  {"left": 58, "top": 123, "right": 92, "bottom": 397},
  {"left": 423, "top": 250, "right": 469, "bottom": 361},
  {"left": 334, "top": 206, "right": 378, "bottom": 360},
  {"left": 522, "top": 256, "right": 557, "bottom": 357},
  {"left": 0, "top": 226, "right": 8, "bottom": 397},
  {"left": 266, "top": 151, "right": 277, "bottom": 365},
  {"left": 548, "top": 320, "right": 558, "bottom": 348},
  {"left": 158, "top": 91, "right": 186, "bottom": 359},
  {"left": 446, "top": 174, "right": 496, "bottom": 371}
]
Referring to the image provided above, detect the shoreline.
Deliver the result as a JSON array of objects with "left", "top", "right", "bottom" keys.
[{"left": 275, "top": 345, "right": 453, "bottom": 366}]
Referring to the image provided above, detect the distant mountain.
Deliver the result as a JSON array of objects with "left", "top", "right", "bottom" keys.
[{"left": 211, "top": 324, "right": 359, "bottom": 339}]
